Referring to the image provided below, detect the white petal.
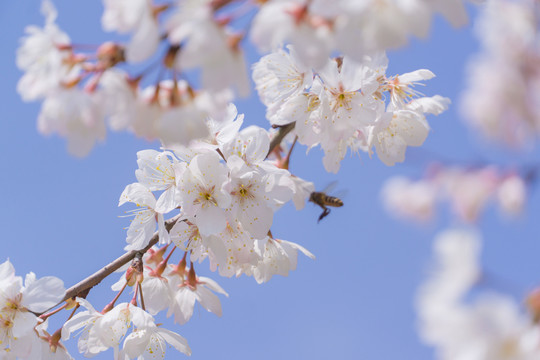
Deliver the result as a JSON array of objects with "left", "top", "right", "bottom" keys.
[
  {"left": 61, "top": 311, "right": 95, "bottom": 341},
  {"left": 195, "top": 205, "right": 227, "bottom": 236},
  {"left": 11, "top": 311, "right": 37, "bottom": 338},
  {"left": 155, "top": 187, "right": 178, "bottom": 214},
  {"left": 157, "top": 328, "right": 192, "bottom": 356},
  {"left": 0, "top": 259, "right": 15, "bottom": 284},
  {"left": 125, "top": 16, "right": 160, "bottom": 63},
  {"left": 122, "top": 329, "right": 150, "bottom": 358},
  {"left": 408, "top": 95, "right": 451, "bottom": 115},
  {"left": 238, "top": 201, "right": 273, "bottom": 240},
  {"left": 119, "top": 183, "right": 156, "bottom": 208},
  {"left": 197, "top": 277, "right": 228, "bottom": 297},
  {"left": 22, "top": 275, "right": 65, "bottom": 312},
  {"left": 196, "top": 286, "right": 222, "bottom": 317},
  {"left": 393, "top": 110, "right": 430, "bottom": 147},
  {"left": 399, "top": 69, "right": 435, "bottom": 84},
  {"left": 168, "top": 287, "right": 197, "bottom": 325}
]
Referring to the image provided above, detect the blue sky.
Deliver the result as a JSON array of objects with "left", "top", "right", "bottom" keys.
[{"left": 1, "top": 2, "right": 540, "bottom": 359}]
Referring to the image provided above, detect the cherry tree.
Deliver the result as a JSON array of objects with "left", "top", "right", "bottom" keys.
[{"left": 2, "top": 0, "right": 540, "bottom": 359}]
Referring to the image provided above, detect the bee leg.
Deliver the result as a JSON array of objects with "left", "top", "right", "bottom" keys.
[{"left": 318, "top": 208, "right": 330, "bottom": 223}]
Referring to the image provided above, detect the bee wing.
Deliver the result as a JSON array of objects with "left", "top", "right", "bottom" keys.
[
  {"left": 320, "top": 181, "right": 347, "bottom": 200},
  {"left": 321, "top": 181, "right": 338, "bottom": 194},
  {"left": 333, "top": 189, "right": 348, "bottom": 200}
]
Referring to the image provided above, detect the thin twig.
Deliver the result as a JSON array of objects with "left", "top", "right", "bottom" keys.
[{"left": 267, "top": 122, "right": 295, "bottom": 158}]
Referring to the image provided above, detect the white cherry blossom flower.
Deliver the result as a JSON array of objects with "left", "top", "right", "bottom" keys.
[
  {"left": 225, "top": 155, "right": 275, "bottom": 239},
  {"left": 384, "top": 69, "right": 436, "bottom": 108},
  {"left": 136, "top": 80, "right": 232, "bottom": 149},
  {"left": 419, "top": 228, "right": 481, "bottom": 305},
  {"left": 135, "top": 150, "right": 185, "bottom": 214},
  {"left": 121, "top": 323, "right": 191, "bottom": 359},
  {"left": 167, "top": 0, "right": 249, "bottom": 96},
  {"left": 16, "top": 0, "right": 77, "bottom": 102},
  {"left": 37, "top": 88, "right": 106, "bottom": 157},
  {"left": 250, "top": 0, "right": 333, "bottom": 68},
  {"left": 221, "top": 126, "right": 270, "bottom": 167},
  {"left": 0, "top": 260, "right": 65, "bottom": 358},
  {"left": 119, "top": 183, "right": 169, "bottom": 250},
  {"left": 438, "top": 167, "right": 499, "bottom": 223},
  {"left": 208, "top": 221, "right": 258, "bottom": 278},
  {"left": 381, "top": 176, "right": 438, "bottom": 222},
  {"left": 177, "top": 22, "right": 250, "bottom": 97},
  {"left": 158, "top": 103, "right": 210, "bottom": 148},
  {"left": 221, "top": 127, "right": 295, "bottom": 208},
  {"left": 99, "top": 69, "right": 138, "bottom": 131},
  {"left": 333, "top": 0, "right": 431, "bottom": 60},
  {"left": 61, "top": 298, "right": 108, "bottom": 358},
  {"left": 93, "top": 303, "right": 146, "bottom": 358},
  {"left": 368, "top": 110, "right": 430, "bottom": 166},
  {"left": 202, "top": 103, "right": 244, "bottom": 150},
  {"left": 248, "top": 237, "right": 315, "bottom": 284},
  {"left": 167, "top": 267, "right": 228, "bottom": 325},
  {"left": 417, "top": 228, "right": 540, "bottom": 360},
  {"left": 177, "top": 152, "right": 231, "bottom": 236},
  {"left": 252, "top": 46, "right": 313, "bottom": 122},
  {"left": 460, "top": 0, "right": 538, "bottom": 148},
  {"left": 317, "top": 56, "right": 379, "bottom": 128}
]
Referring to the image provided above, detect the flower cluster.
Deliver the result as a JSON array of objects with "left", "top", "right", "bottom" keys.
[
  {"left": 17, "top": 0, "right": 460, "bottom": 160},
  {"left": 0, "top": 260, "right": 67, "bottom": 359},
  {"left": 460, "top": 0, "right": 540, "bottom": 148},
  {"left": 119, "top": 106, "right": 315, "bottom": 283},
  {"left": 16, "top": 0, "right": 243, "bottom": 157},
  {"left": 417, "top": 229, "right": 540, "bottom": 360},
  {"left": 109, "top": 248, "right": 229, "bottom": 326},
  {"left": 62, "top": 298, "right": 191, "bottom": 359},
  {"left": 381, "top": 165, "right": 528, "bottom": 223},
  {"left": 251, "top": 0, "right": 470, "bottom": 68},
  {"left": 253, "top": 46, "right": 450, "bottom": 172}
]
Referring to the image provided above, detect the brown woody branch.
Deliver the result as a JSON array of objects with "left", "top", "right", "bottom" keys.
[{"left": 59, "top": 215, "right": 181, "bottom": 304}]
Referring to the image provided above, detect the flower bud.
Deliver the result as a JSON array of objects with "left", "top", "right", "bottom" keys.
[{"left": 97, "top": 42, "right": 125, "bottom": 68}]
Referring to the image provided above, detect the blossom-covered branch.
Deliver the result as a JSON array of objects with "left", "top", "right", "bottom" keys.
[{"left": 60, "top": 215, "right": 181, "bottom": 304}]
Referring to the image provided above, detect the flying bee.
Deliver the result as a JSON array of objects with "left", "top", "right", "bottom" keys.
[{"left": 309, "top": 182, "right": 344, "bottom": 222}]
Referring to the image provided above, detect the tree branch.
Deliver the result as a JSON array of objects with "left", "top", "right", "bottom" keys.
[
  {"left": 56, "top": 123, "right": 293, "bottom": 308},
  {"left": 60, "top": 216, "right": 181, "bottom": 304},
  {"left": 267, "top": 122, "right": 295, "bottom": 158}
]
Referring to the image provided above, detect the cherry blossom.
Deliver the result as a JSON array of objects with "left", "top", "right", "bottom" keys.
[
  {"left": 119, "top": 183, "right": 170, "bottom": 250},
  {"left": 417, "top": 229, "right": 540, "bottom": 360},
  {"left": 16, "top": 0, "right": 76, "bottom": 102},
  {"left": 381, "top": 165, "right": 530, "bottom": 224},
  {"left": 248, "top": 237, "right": 315, "bottom": 284},
  {"left": 120, "top": 323, "right": 191, "bottom": 359},
  {"left": 460, "top": 0, "right": 540, "bottom": 147},
  {"left": 135, "top": 149, "right": 185, "bottom": 214},
  {"left": 0, "top": 260, "right": 65, "bottom": 359},
  {"left": 61, "top": 298, "right": 108, "bottom": 357},
  {"left": 253, "top": 47, "right": 448, "bottom": 171},
  {"left": 381, "top": 176, "right": 437, "bottom": 222},
  {"left": 37, "top": 88, "right": 107, "bottom": 157},
  {"left": 225, "top": 155, "right": 276, "bottom": 239},
  {"left": 167, "top": 266, "right": 228, "bottom": 325},
  {"left": 177, "top": 151, "right": 231, "bottom": 236}
]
